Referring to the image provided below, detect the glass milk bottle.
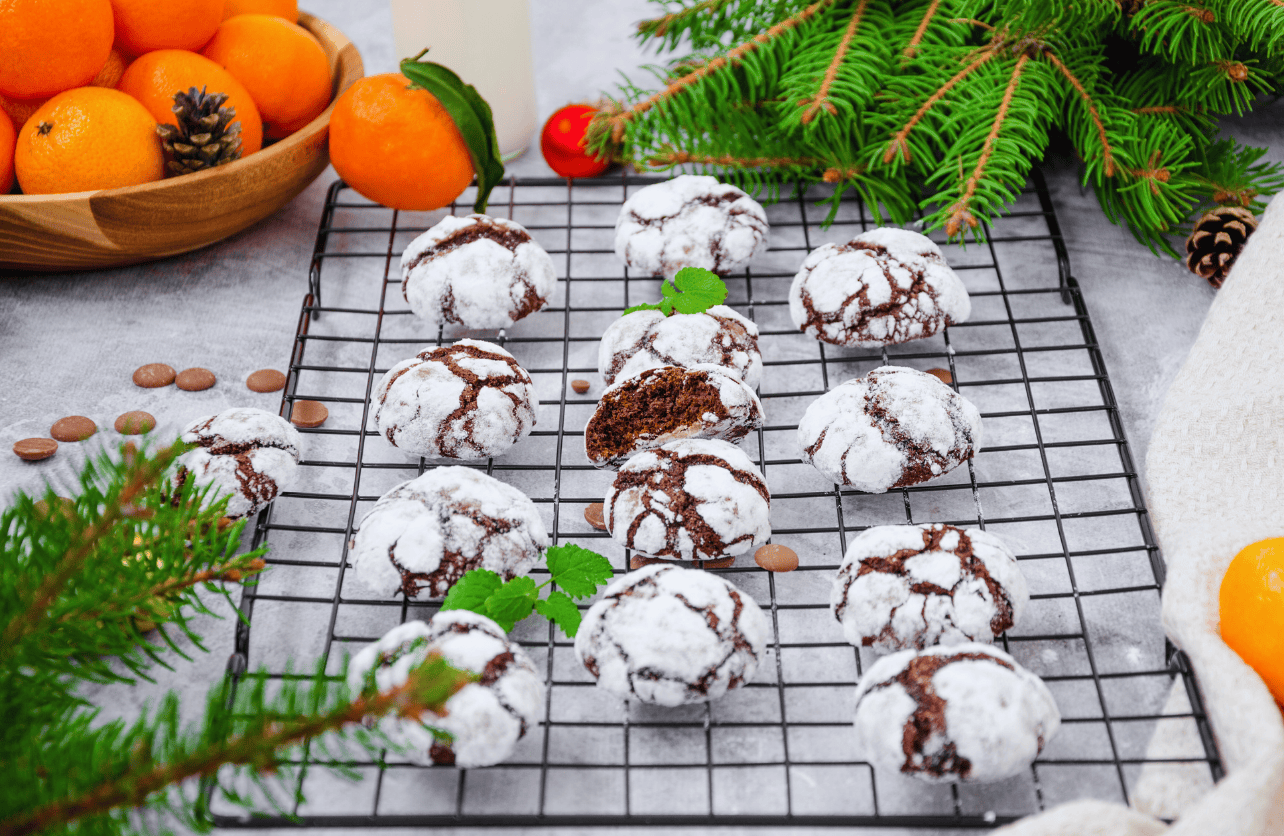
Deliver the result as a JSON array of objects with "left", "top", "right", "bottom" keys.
[{"left": 390, "top": 0, "right": 539, "bottom": 159}]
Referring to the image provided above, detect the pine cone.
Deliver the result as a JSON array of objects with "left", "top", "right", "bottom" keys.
[
  {"left": 156, "top": 86, "right": 243, "bottom": 177},
  {"left": 1185, "top": 206, "right": 1257, "bottom": 289}
]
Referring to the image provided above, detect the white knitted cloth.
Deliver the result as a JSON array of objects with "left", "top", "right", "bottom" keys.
[{"left": 999, "top": 191, "right": 1284, "bottom": 834}]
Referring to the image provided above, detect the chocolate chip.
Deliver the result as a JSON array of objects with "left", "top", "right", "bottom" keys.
[
  {"left": 754, "top": 544, "right": 798, "bottom": 572},
  {"left": 132, "top": 363, "right": 176, "bottom": 388},
  {"left": 290, "top": 400, "right": 328, "bottom": 428},
  {"left": 925, "top": 368, "right": 953, "bottom": 385},
  {"left": 246, "top": 369, "right": 287, "bottom": 393},
  {"left": 571, "top": 379, "right": 590, "bottom": 394},
  {"left": 115, "top": 411, "right": 156, "bottom": 435},
  {"left": 13, "top": 437, "right": 57, "bottom": 461},
  {"left": 50, "top": 416, "right": 97, "bottom": 442},
  {"left": 584, "top": 502, "right": 607, "bottom": 531},
  {"left": 176, "top": 368, "right": 217, "bottom": 391}
]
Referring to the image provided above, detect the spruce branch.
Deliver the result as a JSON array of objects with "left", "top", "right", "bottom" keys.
[
  {"left": 902, "top": 0, "right": 942, "bottom": 61},
  {"left": 637, "top": 0, "right": 729, "bottom": 41},
  {"left": 1043, "top": 49, "right": 1116, "bottom": 177},
  {"left": 881, "top": 46, "right": 1003, "bottom": 165},
  {"left": 644, "top": 148, "right": 822, "bottom": 169},
  {"left": 0, "top": 655, "right": 474, "bottom": 836},
  {"left": 601, "top": 0, "right": 836, "bottom": 142},
  {"left": 945, "top": 52, "right": 1033, "bottom": 237},
  {"left": 798, "top": 0, "right": 870, "bottom": 124}
]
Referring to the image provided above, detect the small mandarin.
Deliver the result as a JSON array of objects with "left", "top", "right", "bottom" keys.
[
  {"left": 1219, "top": 537, "right": 1284, "bottom": 705},
  {"left": 0, "top": 108, "right": 14, "bottom": 194},
  {"left": 0, "top": 94, "right": 50, "bottom": 134},
  {"left": 14, "top": 88, "right": 163, "bottom": 195},
  {"left": 222, "top": 0, "right": 297, "bottom": 22},
  {"left": 110, "top": 0, "right": 225, "bottom": 55},
  {"left": 0, "top": 0, "right": 115, "bottom": 99},
  {"left": 117, "top": 49, "right": 262, "bottom": 156},
  {"left": 329, "top": 73, "right": 474, "bottom": 211},
  {"left": 202, "top": 14, "right": 331, "bottom": 140},
  {"left": 90, "top": 47, "right": 132, "bottom": 90}
]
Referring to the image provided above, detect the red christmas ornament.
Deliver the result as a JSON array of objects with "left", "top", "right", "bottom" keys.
[{"left": 540, "top": 104, "right": 610, "bottom": 179}]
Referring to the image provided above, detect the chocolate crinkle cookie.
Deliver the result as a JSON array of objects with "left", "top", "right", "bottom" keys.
[
  {"left": 789, "top": 227, "right": 970, "bottom": 347},
  {"left": 347, "top": 611, "right": 544, "bottom": 768},
  {"left": 853, "top": 643, "right": 1060, "bottom": 783},
  {"left": 831, "top": 523, "right": 1028, "bottom": 652},
  {"left": 614, "top": 174, "right": 769, "bottom": 278},
  {"left": 798, "top": 365, "right": 982, "bottom": 493},
  {"left": 585, "top": 364, "right": 764, "bottom": 469},
  {"left": 350, "top": 466, "right": 547, "bottom": 600},
  {"left": 174, "top": 406, "right": 302, "bottom": 519},
  {"left": 575, "top": 563, "right": 768, "bottom": 706},
  {"left": 373, "top": 339, "right": 536, "bottom": 459},
  {"left": 401, "top": 214, "right": 556, "bottom": 329},
  {"left": 606, "top": 437, "right": 771, "bottom": 561},
  {"left": 598, "top": 305, "right": 762, "bottom": 389}
]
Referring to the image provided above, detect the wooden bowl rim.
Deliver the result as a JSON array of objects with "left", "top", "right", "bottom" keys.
[{"left": 0, "top": 11, "right": 361, "bottom": 206}]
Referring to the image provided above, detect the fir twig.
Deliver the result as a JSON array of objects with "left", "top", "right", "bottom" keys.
[
  {"left": 0, "top": 443, "right": 180, "bottom": 658},
  {"left": 799, "top": 0, "right": 870, "bottom": 124},
  {"left": 902, "top": 0, "right": 942, "bottom": 60},
  {"left": 882, "top": 46, "right": 1002, "bottom": 164},
  {"left": 645, "top": 149, "right": 822, "bottom": 168},
  {"left": 1043, "top": 50, "right": 1117, "bottom": 176},
  {"left": 0, "top": 655, "right": 473, "bottom": 836},
  {"left": 637, "top": 0, "right": 728, "bottom": 39},
  {"left": 603, "top": 0, "right": 836, "bottom": 141}
]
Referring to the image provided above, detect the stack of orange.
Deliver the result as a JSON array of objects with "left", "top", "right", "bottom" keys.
[{"left": 0, "top": 0, "right": 332, "bottom": 196}]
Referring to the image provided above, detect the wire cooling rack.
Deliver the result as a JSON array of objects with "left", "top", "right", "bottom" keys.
[{"left": 211, "top": 169, "right": 1221, "bottom": 828}]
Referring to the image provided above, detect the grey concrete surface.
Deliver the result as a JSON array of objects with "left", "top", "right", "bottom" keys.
[{"left": 1, "top": 1, "right": 1281, "bottom": 833}]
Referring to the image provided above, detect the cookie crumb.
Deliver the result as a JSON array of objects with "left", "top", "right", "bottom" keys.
[
  {"left": 246, "top": 369, "right": 287, "bottom": 393},
  {"left": 133, "top": 363, "right": 176, "bottom": 388},
  {"left": 115, "top": 411, "right": 156, "bottom": 435},
  {"left": 176, "top": 368, "right": 217, "bottom": 391},
  {"left": 584, "top": 502, "right": 607, "bottom": 531},
  {"left": 571, "top": 379, "right": 590, "bottom": 395},
  {"left": 290, "top": 400, "right": 329, "bottom": 428},
  {"left": 925, "top": 368, "right": 953, "bottom": 385},
  {"left": 13, "top": 437, "right": 57, "bottom": 461},
  {"left": 50, "top": 416, "right": 97, "bottom": 442}
]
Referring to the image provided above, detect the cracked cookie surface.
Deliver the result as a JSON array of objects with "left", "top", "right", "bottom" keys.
[
  {"left": 853, "top": 643, "right": 1060, "bottom": 783},
  {"left": 350, "top": 465, "right": 547, "bottom": 600},
  {"left": 373, "top": 339, "right": 536, "bottom": 459},
  {"left": 575, "top": 563, "right": 768, "bottom": 706},
  {"left": 614, "top": 175, "right": 768, "bottom": 278},
  {"left": 831, "top": 523, "right": 1028, "bottom": 652},
  {"left": 175, "top": 406, "right": 302, "bottom": 519},
  {"left": 605, "top": 438, "right": 771, "bottom": 561},
  {"left": 797, "top": 365, "right": 982, "bottom": 493},
  {"left": 598, "top": 305, "right": 762, "bottom": 389},
  {"left": 347, "top": 611, "right": 545, "bottom": 767},
  {"left": 789, "top": 227, "right": 970, "bottom": 347},
  {"left": 401, "top": 214, "right": 556, "bottom": 329}
]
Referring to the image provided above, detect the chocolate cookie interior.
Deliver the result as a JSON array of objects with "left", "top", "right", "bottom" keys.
[{"left": 585, "top": 367, "right": 742, "bottom": 466}]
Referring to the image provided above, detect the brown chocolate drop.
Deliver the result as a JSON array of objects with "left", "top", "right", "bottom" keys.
[
  {"left": 176, "top": 367, "right": 217, "bottom": 391},
  {"left": 246, "top": 369, "right": 287, "bottom": 393},
  {"left": 13, "top": 437, "right": 57, "bottom": 461},
  {"left": 925, "top": 368, "right": 953, "bottom": 385},
  {"left": 290, "top": 400, "right": 329, "bottom": 428},
  {"left": 584, "top": 502, "right": 607, "bottom": 531},
  {"left": 115, "top": 411, "right": 156, "bottom": 435},
  {"left": 50, "top": 416, "right": 97, "bottom": 442},
  {"left": 629, "top": 554, "right": 736, "bottom": 571},
  {"left": 571, "top": 379, "right": 591, "bottom": 395},
  {"left": 754, "top": 544, "right": 798, "bottom": 572},
  {"left": 132, "top": 363, "right": 176, "bottom": 388}
]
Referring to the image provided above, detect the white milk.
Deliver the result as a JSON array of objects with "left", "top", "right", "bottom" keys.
[{"left": 390, "top": 0, "right": 539, "bottom": 159}]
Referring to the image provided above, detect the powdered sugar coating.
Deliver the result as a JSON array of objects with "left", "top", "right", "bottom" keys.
[
  {"left": 831, "top": 523, "right": 1028, "bottom": 652},
  {"left": 614, "top": 175, "right": 768, "bottom": 278},
  {"left": 584, "top": 364, "right": 764, "bottom": 469},
  {"left": 798, "top": 366, "right": 982, "bottom": 493},
  {"left": 175, "top": 407, "right": 302, "bottom": 519},
  {"left": 789, "top": 227, "right": 971, "bottom": 347},
  {"left": 350, "top": 466, "right": 547, "bottom": 600},
  {"left": 575, "top": 564, "right": 769, "bottom": 706},
  {"left": 853, "top": 643, "right": 1060, "bottom": 783},
  {"left": 401, "top": 214, "right": 556, "bottom": 329},
  {"left": 605, "top": 438, "right": 771, "bottom": 561},
  {"left": 373, "top": 339, "right": 536, "bottom": 459},
  {"left": 598, "top": 306, "right": 762, "bottom": 388},
  {"left": 346, "top": 611, "right": 544, "bottom": 768}
]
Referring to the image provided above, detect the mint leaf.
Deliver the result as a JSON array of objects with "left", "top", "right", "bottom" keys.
[
  {"left": 440, "top": 569, "right": 503, "bottom": 616},
  {"left": 534, "top": 591, "right": 582, "bottom": 638},
  {"left": 670, "top": 267, "right": 728, "bottom": 313},
  {"left": 483, "top": 576, "right": 538, "bottom": 632},
  {"left": 546, "top": 544, "right": 615, "bottom": 599},
  {"left": 619, "top": 267, "right": 727, "bottom": 317}
]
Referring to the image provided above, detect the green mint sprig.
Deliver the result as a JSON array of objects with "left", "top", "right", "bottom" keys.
[
  {"left": 439, "top": 544, "right": 614, "bottom": 637},
  {"left": 623, "top": 266, "right": 727, "bottom": 316}
]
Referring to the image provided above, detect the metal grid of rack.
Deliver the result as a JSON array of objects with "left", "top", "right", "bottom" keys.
[{"left": 212, "top": 170, "right": 1220, "bottom": 828}]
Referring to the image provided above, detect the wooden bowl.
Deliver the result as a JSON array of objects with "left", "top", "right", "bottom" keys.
[{"left": 0, "top": 12, "right": 363, "bottom": 273}]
